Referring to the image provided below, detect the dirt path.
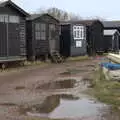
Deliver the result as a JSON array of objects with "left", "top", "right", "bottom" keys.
[{"left": 0, "top": 58, "right": 107, "bottom": 120}]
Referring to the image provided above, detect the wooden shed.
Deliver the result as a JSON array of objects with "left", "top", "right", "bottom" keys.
[
  {"left": 102, "top": 21, "right": 120, "bottom": 50},
  {"left": 104, "top": 29, "right": 120, "bottom": 52},
  {"left": 26, "top": 13, "right": 60, "bottom": 61},
  {"left": 0, "top": 0, "right": 29, "bottom": 64},
  {"left": 60, "top": 20, "right": 104, "bottom": 57}
]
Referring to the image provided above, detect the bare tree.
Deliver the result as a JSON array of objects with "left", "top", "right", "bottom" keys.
[
  {"left": 68, "top": 12, "right": 82, "bottom": 20},
  {"left": 36, "top": 7, "right": 106, "bottom": 21},
  {"left": 36, "top": 7, "right": 82, "bottom": 21},
  {"left": 46, "top": 7, "right": 69, "bottom": 21},
  {"left": 84, "top": 16, "right": 106, "bottom": 21}
]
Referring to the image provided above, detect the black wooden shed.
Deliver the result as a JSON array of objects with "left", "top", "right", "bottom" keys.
[
  {"left": 102, "top": 21, "right": 120, "bottom": 50},
  {"left": 0, "top": 0, "right": 29, "bottom": 64},
  {"left": 104, "top": 29, "right": 120, "bottom": 52},
  {"left": 60, "top": 20, "right": 104, "bottom": 57},
  {"left": 26, "top": 13, "right": 60, "bottom": 61}
]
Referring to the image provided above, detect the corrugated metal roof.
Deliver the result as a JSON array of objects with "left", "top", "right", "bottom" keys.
[
  {"left": 104, "top": 29, "right": 118, "bottom": 35},
  {"left": 102, "top": 21, "right": 120, "bottom": 28}
]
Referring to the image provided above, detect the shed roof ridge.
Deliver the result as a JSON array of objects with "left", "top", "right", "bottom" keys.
[{"left": 0, "top": 0, "right": 29, "bottom": 16}]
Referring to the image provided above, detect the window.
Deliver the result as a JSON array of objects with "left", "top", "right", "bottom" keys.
[
  {"left": 0, "top": 15, "right": 5, "bottom": 22},
  {"left": 35, "top": 23, "right": 46, "bottom": 40},
  {"left": 35, "top": 23, "right": 40, "bottom": 31},
  {"left": 35, "top": 32, "right": 40, "bottom": 40},
  {"left": 73, "top": 25, "right": 85, "bottom": 40},
  {"left": 9, "top": 16, "right": 19, "bottom": 23},
  {"left": 40, "top": 23, "right": 46, "bottom": 40},
  {"left": 4, "top": 15, "right": 8, "bottom": 23},
  {"left": 0, "top": 15, "right": 19, "bottom": 23},
  {"left": 0, "top": 15, "right": 8, "bottom": 23},
  {"left": 40, "top": 23, "right": 46, "bottom": 31}
]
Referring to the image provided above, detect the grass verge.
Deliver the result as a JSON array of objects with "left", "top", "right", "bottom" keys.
[
  {"left": 87, "top": 66, "right": 120, "bottom": 108},
  {"left": 66, "top": 55, "right": 90, "bottom": 62}
]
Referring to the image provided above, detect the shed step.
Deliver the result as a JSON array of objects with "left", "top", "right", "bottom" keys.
[{"left": 50, "top": 52, "right": 64, "bottom": 63}]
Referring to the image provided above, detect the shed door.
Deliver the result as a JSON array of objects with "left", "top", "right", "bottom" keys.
[
  {"left": 49, "top": 24, "right": 57, "bottom": 53},
  {"left": 8, "top": 23, "right": 20, "bottom": 56},
  {"left": 0, "top": 22, "right": 7, "bottom": 57}
]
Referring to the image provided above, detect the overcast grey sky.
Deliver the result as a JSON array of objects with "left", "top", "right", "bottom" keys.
[{"left": 11, "top": 0, "right": 120, "bottom": 20}]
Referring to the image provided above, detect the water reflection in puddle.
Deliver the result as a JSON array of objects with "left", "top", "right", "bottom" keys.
[
  {"left": 49, "top": 98, "right": 106, "bottom": 119},
  {"left": 26, "top": 94, "right": 108, "bottom": 119}
]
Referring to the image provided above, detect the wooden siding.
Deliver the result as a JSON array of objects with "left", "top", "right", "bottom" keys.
[
  {"left": 91, "top": 21, "right": 104, "bottom": 52},
  {"left": 86, "top": 21, "right": 104, "bottom": 55},
  {"left": 26, "top": 21, "right": 33, "bottom": 59},
  {"left": 60, "top": 20, "right": 104, "bottom": 56},
  {"left": 19, "top": 18, "right": 26, "bottom": 56}
]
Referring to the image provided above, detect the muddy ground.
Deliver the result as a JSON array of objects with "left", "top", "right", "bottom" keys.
[{"left": 0, "top": 58, "right": 119, "bottom": 120}]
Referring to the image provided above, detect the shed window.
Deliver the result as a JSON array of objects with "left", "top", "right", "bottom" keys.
[
  {"left": 5, "top": 15, "right": 9, "bottom": 23},
  {"left": 9, "top": 16, "right": 19, "bottom": 23},
  {"left": 35, "top": 32, "right": 40, "bottom": 40},
  {"left": 0, "top": 15, "right": 19, "bottom": 23},
  {"left": 40, "top": 23, "right": 46, "bottom": 40},
  {"left": 73, "top": 25, "right": 85, "bottom": 40},
  {"left": 35, "top": 23, "right": 40, "bottom": 31},
  {"left": 0, "top": 15, "right": 8, "bottom": 23},
  {"left": 35, "top": 23, "right": 46, "bottom": 40},
  {"left": 0, "top": 15, "right": 5, "bottom": 22}
]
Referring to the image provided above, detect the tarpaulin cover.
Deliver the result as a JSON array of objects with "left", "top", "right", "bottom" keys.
[{"left": 100, "top": 62, "right": 120, "bottom": 70}]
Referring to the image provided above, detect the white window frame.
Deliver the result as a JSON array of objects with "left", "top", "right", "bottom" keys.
[{"left": 73, "top": 25, "right": 85, "bottom": 40}]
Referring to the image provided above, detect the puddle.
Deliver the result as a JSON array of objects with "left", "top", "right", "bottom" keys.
[
  {"left": 36, "top": 79, "right": 77, "bottom": 90},
  {"left": 19, "top": 94, "right": 78, "bottom": 114},
  {"left": 0, "top": 103, "right": 16, "bottom": 106},
  {"left": 25, "top": 94, "right": 108, "bottom": 119},
  {"left": 15, "top": 86, "right": 26, "bottom": 90},
  {"left": 86, "top": 64, "right": 95, "bottom": 68}
]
